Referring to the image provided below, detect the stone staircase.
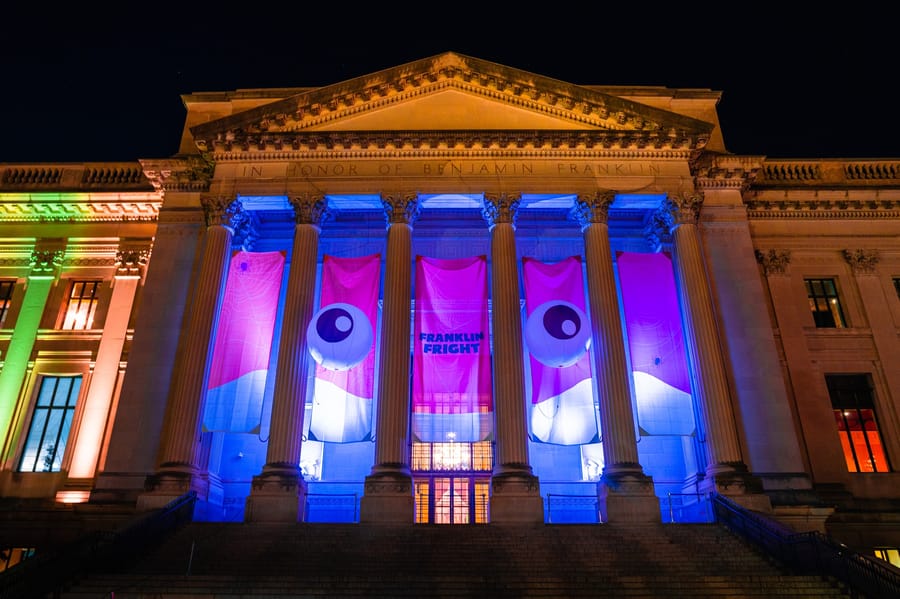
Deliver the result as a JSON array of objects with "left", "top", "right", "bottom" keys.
[{"left": 52, "top": 521, "right": 850, "bottom": 598}]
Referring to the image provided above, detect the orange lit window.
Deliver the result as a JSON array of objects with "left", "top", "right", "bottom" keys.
[
  {"left": 0, "top": 547, "right": 35, "bottom": 572},
  {"left": 827, "top": 374, "right": 890, "bottom": 473},
  {"left": 0, "top": 280, "right": 13, "bottom": 327},
  {"left": 411, "top": 441, "right": 493, "bottom": 472},
  {"left": 62, "top": 280, "right": 100, "bottom": 330},
  {"left": 805, "top": 278, "right": 846, "bottom": 328}
]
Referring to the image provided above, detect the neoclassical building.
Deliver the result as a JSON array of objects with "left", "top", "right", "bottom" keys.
[{"left": 1, "top": 52, "right": 899, "bottom": 565}]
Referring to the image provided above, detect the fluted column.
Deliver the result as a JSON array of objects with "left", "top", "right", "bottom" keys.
[
  {"left": 481, "top": 193, "right": 542, "bottom": 523},
  {"left": 67, "top": 247, "right": 148, "bottom": 484},
  {"left": 360, "top": 192, "right": 418, "bottom": 523},
  {"left": 246, "top": 194, "right": 328, "bottom": 522},
  {"left": 572, "top": 191, "right": 658, "bottom": 522},
  {"left": 139, "top": 197, "right": 242, "bottom": 508},
  {"left": 654, "top": 193, "right": 762, "bottom": 499},
  {"left": 0, "top": 248, "right": 63, "bottom": 457}
]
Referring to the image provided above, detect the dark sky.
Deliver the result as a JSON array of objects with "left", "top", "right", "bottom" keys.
[{"left": 1, "top": 6, "right": 894, "bottom": 164}]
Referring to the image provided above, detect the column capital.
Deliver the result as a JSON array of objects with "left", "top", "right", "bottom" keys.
[
  {"left": 755, "top": 249, "right": 792, "bottom": 276},
  {"left": 482, "top": 192, "right": 521, "bottom": 230},
  {"left": 381, "top": 192, "right": 420, "bottom": 228},
  {"left": 650, "top": 192, "right": 703, "bottom": 239},
  {"left": 115, "top": 247, "right": 151, "bottom": 277},
  {"left": 29, "top": 249, "right": 64, "bottom": 277},
  {"left": 570, "top": 190, "right": 616, "bottom": 229},
  {"left": 200, "top": 196, "right": 243, "bottom": 230},
  {"left": 289, "top": 194, "right": 330, "bottom": 227},
  {"left": 843, "top": 248, "right": 880, "bottom": 275}
]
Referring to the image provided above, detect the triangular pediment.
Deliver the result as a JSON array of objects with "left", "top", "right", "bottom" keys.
[{"left": 190, "top": 52, "right": 714, "bottom": 154}]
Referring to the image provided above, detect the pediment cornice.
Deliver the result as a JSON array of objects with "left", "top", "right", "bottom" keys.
[{"left": 189, "top": 52, "right": 713, "bottom": 154}]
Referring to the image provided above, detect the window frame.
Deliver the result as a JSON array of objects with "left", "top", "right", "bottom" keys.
[
  {"left": 60, "top": 279, "right": 102, "bottom": 331},
  {"left": 826, "top": 374, "right": 891, "bottom": 473},
  {"left": 805, "top": 277, "right": 847, "bottom": 328},
  {"left": 0, "top": 279, "right": 14, "bottom": 327},
  {"left": 16, "top": 369, "right": 88, "bottom": 474}
]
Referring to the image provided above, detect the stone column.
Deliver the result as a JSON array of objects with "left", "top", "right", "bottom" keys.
[
  {"left": 67, "top": 246, "right": 148, "bottom": 486},
  {"left": 0, "top": 248, "right": 63, "bottom": 457},
  {"left": 572, "top": 191, "right": 659, "bottom": 523},
  {"left": 654, "top": 193, "right": 766, "bottom": 507},
  {"left": 139, "top": 196, "right": 242, "bottom": 510},
  {"left": 481, "top": 192, "right": 543, "bottom": 523},
  {"left": 360, "top": 192, "right": 418, "bottom": 523},
  {"left": 246, "top": 194, "right": 328, "bottom": 522}
]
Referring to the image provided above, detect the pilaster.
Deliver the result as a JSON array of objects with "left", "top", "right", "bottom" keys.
[
  {"left": 654, "top": 192, "right": 767, "bottom": 508},
  {"left": 139, "top": 196, "right": 242, "bottom": 511}
]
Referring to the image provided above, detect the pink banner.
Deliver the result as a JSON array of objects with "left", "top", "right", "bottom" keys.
[
  {"left": 204, "top": 250, "right": 285, "bottom": 433},
  {"left": 617, "top": 251, "right": 694, "bottom": 435},
  {"left": 522, "top": 256, "right": 598, "bottom": 445},
  {"left": 412, "top": 255, "right": 493, "bottom": 443},
  {"left": 308, "top": 253, "right": 380, "bottom": 443}
]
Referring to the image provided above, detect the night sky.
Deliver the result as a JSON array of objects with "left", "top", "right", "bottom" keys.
[{"left": 1, "top": 5, "right": 893, "bottom": 164}]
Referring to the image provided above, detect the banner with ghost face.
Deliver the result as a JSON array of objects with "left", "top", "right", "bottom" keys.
[
  {"left": 307, "top": 253, "right": 380, "bottom": 443},
  {"left": 522, "top": 256, "right": 598, "bottom": 445},
  {"left": 616, "top": 251, "right": 694, "bottom": 435},
  {"left": 204, "top": 250, "right": 285, "bottom": 433},
  {"left": 412, "top": 255, "right": 493, "bottom": 443}
]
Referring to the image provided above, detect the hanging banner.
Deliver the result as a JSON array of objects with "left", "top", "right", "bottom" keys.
[
  {"left": 308, "top": 253, "right": 380, "bottom": 443},
  {"left": 523, "top": 256, "right": 598, "bottom": 445},
  {"left": 204, "top": 250, "right": 285, "bottom": 433},
  {"left": 617, "top": 251, "right": 694, "bottom": 435},
  {"left": 412, "top": 255, "right": 493, "bottom": 443}
]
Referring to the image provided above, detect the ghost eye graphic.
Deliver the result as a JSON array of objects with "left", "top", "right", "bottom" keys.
[
  {"left": 524, "top": 300, "right": 591, "bottom": 368},
  {"left": 307, "top": 302, "right": 373, "bottom": 370}
]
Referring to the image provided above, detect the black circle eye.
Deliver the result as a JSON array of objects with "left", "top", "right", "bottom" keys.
[
  {"left": 525, "top": 300, "right": 591, "bottom": 368},
  {"left": 307, "top": 302, "right": 373, "bottom": 370}
]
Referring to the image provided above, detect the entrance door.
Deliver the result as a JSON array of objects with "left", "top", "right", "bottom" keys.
[{"left": 415, "top": 476, "right": 489, "bottom": 524}]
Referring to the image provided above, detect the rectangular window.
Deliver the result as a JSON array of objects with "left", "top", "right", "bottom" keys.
[
  {"left": 0, "top": 280, "right": 13, "bottom": 327},
  {"left": 805, "top": 278, "right": 846, "bottom": 328},
  {"left": 18, "top": 376, "right": 82, "bottom": 472},
  {"left": 827, "top": 374, "right": 890, "bottom": 473},
  {"left": 62, "top": 280, "right": 100, "bottom": 330}
]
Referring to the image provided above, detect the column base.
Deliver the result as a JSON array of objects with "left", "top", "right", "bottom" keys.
[
  {"left": 359, "top": 471, "right": 414, "bottom": 523},
  {"left": 245, "top": 472, "right": 307, "bottom": 523},
  {"left": 597, "top": 469, "right": 660, "bottom": 523},
  {"left": 698, "top": 463, "right": 772, "bottom": 513},
  {"left": 136, "top": 468, "right": 211, "bottom": 513},
  {"left": 490, "top": 471, "right": 543, "bottom": 523}
]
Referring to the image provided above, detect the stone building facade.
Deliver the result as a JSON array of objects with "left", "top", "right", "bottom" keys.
[{"left": 1, "top": 52, "right": 898, "bottom": 564}]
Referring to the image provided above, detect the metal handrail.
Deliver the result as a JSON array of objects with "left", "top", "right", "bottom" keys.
[
  {"left": 711, "top": 492, "right": 900, "bottom": 599},
  {"left": 545, "top": 493, "right": 600, "bottom": 524},
  {"left": 0, "top": 490, "right": 197, "bottom": 598}
]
